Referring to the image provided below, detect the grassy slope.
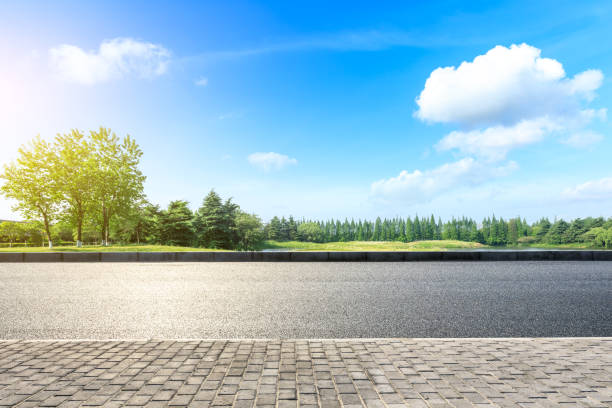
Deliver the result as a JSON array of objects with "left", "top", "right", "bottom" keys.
[{"left": 261, "top": 240, "right": 488, "bottom": 251}]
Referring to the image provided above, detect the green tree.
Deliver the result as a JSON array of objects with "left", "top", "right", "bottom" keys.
[
  {"left": 0, "top": 137, "right": 60, "bottom": 248},
  {"left": 297, "top": 222, "right": 324, "bottom": 242},
  {"left": 235, "top": 212, "right": 264, "bottom": 250},
  {"left": 267, "top": 216, "right": 282, "bottom": 241},
  {"left": 193, "top": 190, "right": 239, "bottom": 249},
  {"left": 0, "top": 222, "right": 21, "bottom": 247},
  {"left": 90, "top": 128, "right": 145, "bottom": 245},
  {"left": 159, "top": 200, "right": 194, "bottom": 246},
  {"left": 193, "top": 190, "right": 225, "bottom": 248},
  {"left": 545, "top": 220, "right": 570, "bottom": 244},
  {"left": 54, "top": 130, "right": 97, "bottom": 247}
]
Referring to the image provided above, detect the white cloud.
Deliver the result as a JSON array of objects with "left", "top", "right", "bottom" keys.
[
  {"left": 49, "top": 38, "right": 170, "bottom": 84},
  {"left": 562, "top": 177, "right": 612, "bottom": 201},
  {"left": 415, "top": 43, "right": 601, "bottom": 126},
  {"left": 436, "top": 117, "right": 561, "bottom": 161},
  {"left": 561, "top": 130, "right": 604, "bottom": 148},
  {"left": 195, "top": 77, "right": 208, "bottom": 86},
  {"left": 371, "top": 158, "right": 517, "bottom": 204},
  {"left": 415, "top": 43, "right": 605, "bottom": 160},
  {"left": 248, "top": 152, "right": 297, "bottom": 172}
]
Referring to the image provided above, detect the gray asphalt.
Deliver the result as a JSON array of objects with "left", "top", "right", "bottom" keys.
[{"left": 0, "top": 262, "right": 610, "bottom": 339}]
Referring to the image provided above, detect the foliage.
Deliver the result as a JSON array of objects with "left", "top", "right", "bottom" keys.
[
  {"left": 158, "top": 200, "right": 194, "bottom": 246},
  {"left": 234, "top": 212, "right": 264, "bottom": 250},
  {"left": 0, "top": 137, "right": 60, "bottom": 247}
]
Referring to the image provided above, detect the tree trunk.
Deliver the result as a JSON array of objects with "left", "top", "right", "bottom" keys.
[
  {"left": 77, "top": 217, "right": 83, "bottom": 248},
  {"left": 43, "top": 214, "right": 52, "bottom": 249}
]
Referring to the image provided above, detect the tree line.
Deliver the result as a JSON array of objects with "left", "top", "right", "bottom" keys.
[
  {"left": 2, "top": 130, "right": 611, "bottom": 249},
  {"left": 263, "top": 215, "right": 612, "bottom": 248}
]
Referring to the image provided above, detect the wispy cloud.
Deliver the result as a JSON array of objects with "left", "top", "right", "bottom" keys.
[
  {"left": 562, "top": 177, "right": 612, "bottom": 201},
  {"left": 248, "top": 152, "right": 297, "bottom": 172},
  {"left": 561, "top": 130, "right": 604, "bottom": 148},
  {"left": 194, "top": 77, "right": 208, "bottom": 87},
  {"left": 49, "top": 38, "right": 170, "bottom": 85},
  {"left": 180, "top": 29, "right": 456, "bottom": 63},
  {"left": 371, "top": 158, "right": 518, "bottom": 204}
]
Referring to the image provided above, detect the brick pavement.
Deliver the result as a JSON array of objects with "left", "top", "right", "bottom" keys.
[{"left": 0, "top": 338, "right": 610, "bottom": 407}]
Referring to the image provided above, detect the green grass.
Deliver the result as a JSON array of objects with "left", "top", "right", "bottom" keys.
[
  {"left": 261, "top": 240, "right": 488, "bottom": 251},
  {"left": 515, "top": 242, "right": 599, "bottom": 249},
  {"left": 0, "top": 240, "right": 606, "bottom": 252},
  {"left": 0, "top": 244, "right": 224, "bottom": 252}
]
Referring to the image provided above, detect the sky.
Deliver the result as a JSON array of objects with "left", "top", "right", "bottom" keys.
[{"left": 1, "top": 0, "right": 611, "bottom": 222}]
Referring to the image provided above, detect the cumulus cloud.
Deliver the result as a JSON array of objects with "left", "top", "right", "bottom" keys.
[
  {"left": 562, "top": 177, "right": 612, "bottom": 201},
  {"left": 415, "top": 43, "right": 605, "bottom": 160},
  {"left": 373, "top": 44, "right": 605, "bottom": 204},
  {"left": 371, "top": 158, "right": 517, "bottom": 204},
  {"left": 561, "top": 130, "right": 604, "bottom": 148},
  {"left": 415, "top": 43, "right": 601, "bottom": 126},
  {"left": 248, "top": 152, "right": 297, "bottom": 172},
  {"left": 49, "top": 38, "right": 170, "bottom": 84}
]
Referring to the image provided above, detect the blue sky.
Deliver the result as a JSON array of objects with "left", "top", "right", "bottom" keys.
[{"left": 1, "top": 0, "right": 611, "bottom": 221}]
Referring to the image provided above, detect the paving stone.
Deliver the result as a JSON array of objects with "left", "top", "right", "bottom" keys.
[{"left": 0, "top": 338, "right": 610, "bottom": 407}]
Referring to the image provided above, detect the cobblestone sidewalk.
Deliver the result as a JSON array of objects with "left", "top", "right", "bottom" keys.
[{"left": 1, "top": 338, "right": 610, "bottom": 407}]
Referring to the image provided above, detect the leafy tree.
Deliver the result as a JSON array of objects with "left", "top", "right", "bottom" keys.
[
  {"left": 0, "top": 222, "right": 21, "bottom": 247},
  {"left": 90, "top": 128, "right": 145, "bottom": 245},
  {"left": 54, "top": 130, "right": 97, "bottom": 247},
  {"left": 235, "top": 212, "right": 264, "bottom": 250},
  {"left": 0, "top": 137, "right": 60, "bottom": 247},
  {"left": 297, "top": 222, "right": 324, "bottom": 242}
]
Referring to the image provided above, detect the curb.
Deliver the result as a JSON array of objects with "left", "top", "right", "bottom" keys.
[{"left": 0, "top": 250, "right": 611, "bottom": 262}]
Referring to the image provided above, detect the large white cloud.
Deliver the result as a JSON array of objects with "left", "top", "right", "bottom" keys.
[
  {"left": 415, "top": 43, "right": 603, "bottom": 126},
  {"left": 49, "top": 38, "right": 170, "bottom": 84},
  {"left": 248, "top": 152, "right": 297, "bottom": 172},
  {"left": 371, "top": 158, "right": 517, "bottom": 204},
  {"left": 562, "top": 177, "right": 612, "bottom": 201},
  {"left": 415, "top": 43, "right": 605, "bottom": 161}
]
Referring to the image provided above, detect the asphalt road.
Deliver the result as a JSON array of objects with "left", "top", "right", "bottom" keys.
[{"left": 0, "top": 262, "right": 610, "bottom": 339}]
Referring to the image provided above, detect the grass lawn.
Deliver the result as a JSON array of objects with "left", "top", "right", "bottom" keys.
[
  {"left": 261, "top": 240, "right": 489, "bottom": 251},
  {"left": 0, "top": 244, "right": 223, "bottom": 252},
  {"left": 518, "top": 242, "right": 598, "bottom": 249}
]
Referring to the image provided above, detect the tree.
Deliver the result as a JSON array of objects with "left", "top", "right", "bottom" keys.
[
  {"left": 193, "top": 190, "right": 226, "bottom": 248},
  {"left": 297, "top": 222, "right": 324, "bottom": 242},
  {"left": 267, "top": 216, "right": 282, "bottom": 241},
  {"left": 546, "top": 220, "right": 570, "bottom": 244},
  {"left": 90, "top": 128, "right": 145, "bottom": 245},
  {"left": 0, "top": 137, "right": 60, "bottom": 248},
  {"left": 235, "top": 212, "right": 264, "bottom": 250},
  {"left": 158, "top": 200, "right": 194, "bottom": 246},
  {"left": 509, "top": 219, "right": 519, "bottom": 245},
  {"left": 0, "top": 222, "right": 21, "bottom": 247},
  {"left": 54, "top": 130, "right": 97, "bottom": 247}
]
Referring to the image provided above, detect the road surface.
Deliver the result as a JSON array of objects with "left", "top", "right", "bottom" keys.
[{"left": 0, "top": 261, "right": 610, "bottom": 339}]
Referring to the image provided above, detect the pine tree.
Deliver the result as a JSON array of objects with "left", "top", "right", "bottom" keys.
[
  {"left": 159, "top": 200, "right": 194, "bottom": 246},
  {"left": 267, "top": 216, "right": 282, "bottom": 240}
]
